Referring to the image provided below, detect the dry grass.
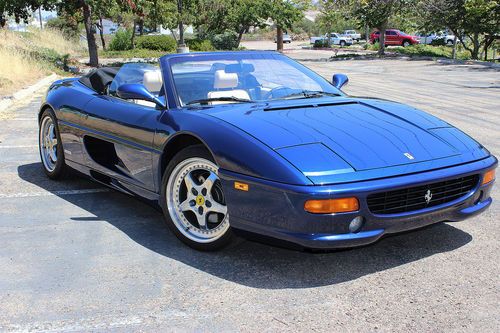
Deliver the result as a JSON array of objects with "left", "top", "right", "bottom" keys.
[
  {"left": 0, "top": 27, "right": 85, "bottom": 97},
  {"left": 0, "top": 48, "right": 48, "bottom": 96}
]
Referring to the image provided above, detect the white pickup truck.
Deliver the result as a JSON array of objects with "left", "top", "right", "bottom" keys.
[
  {"left": 342, "top": 30, "right": 361, "bottom": 42},
  {"left": 417, "top": 33, "right": 457, "bottom": 45},
  {"left": 310, "top": 33, "right": 353, "bottom": 46}
]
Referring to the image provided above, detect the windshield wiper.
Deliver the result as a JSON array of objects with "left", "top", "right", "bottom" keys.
[
  {"left": 272, "top": 90, "right": 341, "bottom": 101},
  {"left": 186, "top": 97, "right": 254, "bottom": 106}
]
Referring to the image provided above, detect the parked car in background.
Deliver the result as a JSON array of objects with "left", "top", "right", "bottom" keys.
[
  {"left": 417, "top": 33, "right": 457, "bottom": 45},
  {"left": 310, "top": 33, "right": 353, "bottom": 46},
  {"left": 342, "top": 30, "right": 361, "bottom": 42},
  {"left": 274, "top": 34, "right": 292, "bottom": 43},
  {"left": 370, "top": 29, "right": 419, "bottom": 47}
]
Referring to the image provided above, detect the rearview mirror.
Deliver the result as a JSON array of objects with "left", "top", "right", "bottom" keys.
[
  {"left": 116, "top": 84, "right": 165, "bottom": 108},
  {"left": 332, "top": 74, "right": 349, "bottom": 89}
]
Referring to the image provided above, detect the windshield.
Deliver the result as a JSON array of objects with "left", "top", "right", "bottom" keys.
[{"left": 165, "top": 53, "right": 342, "bottom": 106}]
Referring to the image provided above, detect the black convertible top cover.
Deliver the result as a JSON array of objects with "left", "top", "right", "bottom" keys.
[{"left": 79, "top": 67, "right": 120, "bottom": 94}]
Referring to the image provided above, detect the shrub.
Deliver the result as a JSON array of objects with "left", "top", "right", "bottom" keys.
[
  {"left": 392, "top": 44, "right": 454, "bottom": 58},
  {"left": 430, "top": 38, "right": 446, "bottom": 46},
  {"left": 314, "top": 39, "right": 329, "bottom": 48},
  {"left": 46, "top": 16, "right": 79, "bottom": 39},
  {"left": 210, "top": 31, "right": 239, "bottom": 50},
  {"left": 109, "top": 29, "right": 133, "bottom": 51},
  {"left": 186, "top": 38, "right": 215, "bottom": 51},
  {"left": 367, "top": 42, "right": 379, "bottom": 51},
  {"left": 135, "top": 35, "right": 177, "bottom": 52},
  {"left": 100, "top": 49, "right": 165, "bottom": 59}
]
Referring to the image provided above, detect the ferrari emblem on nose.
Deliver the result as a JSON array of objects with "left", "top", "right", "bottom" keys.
[
  {"left": 424, "top": 190, "right": 433, "bottom": 204},
  {"left": 404, "top": 152, "right": 415, "bottom": 160}
]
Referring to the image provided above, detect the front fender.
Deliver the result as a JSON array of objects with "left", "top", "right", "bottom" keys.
[{"left": 155, "top": 110, "right": 312, "bottom": 185}]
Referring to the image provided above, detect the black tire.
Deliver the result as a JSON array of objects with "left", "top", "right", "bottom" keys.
[
  {"left": 38, "top": 108, "right": 67, "bottom": 179},
  {"left": 447, "top": 39, "right": 453, "bottom": 45},
  {"left": 160, "top": 145, "right": 233, "bottom": 251},
  {"left": 402, "top": 40, "right": 411, "bottom": 47},
  {"left": 340, "top": 40, "right": 346, "bottom": 47}
]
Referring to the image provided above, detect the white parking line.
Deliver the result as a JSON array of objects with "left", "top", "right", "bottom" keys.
[
  {"left": 0, "top": 188, "right": 110, "bottom": 198},
  {"left": 0, "top": 145, "right": 38, "bottom": 149}
]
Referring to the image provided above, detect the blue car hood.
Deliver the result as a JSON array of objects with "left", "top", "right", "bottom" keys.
[{"left": 207, "top": 98, "right": 489, "bottom": 184}]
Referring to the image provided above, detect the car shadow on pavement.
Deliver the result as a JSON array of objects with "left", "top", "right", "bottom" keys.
[{"left": 18, "top": 162, "right": 473, "bottom": 289}]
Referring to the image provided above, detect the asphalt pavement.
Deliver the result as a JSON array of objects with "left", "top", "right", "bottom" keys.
[{"left": 0, "top": 58, "right": 499, "bottom": 332}]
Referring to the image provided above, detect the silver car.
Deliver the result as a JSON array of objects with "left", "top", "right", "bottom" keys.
[{"left": 274, "top": 34, "right": 292, "bottom": 43}]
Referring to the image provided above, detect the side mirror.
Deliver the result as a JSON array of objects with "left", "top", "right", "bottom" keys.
[
  {"left": 332, "top": 73, "right": 349, "bottom": 89},
  {"left": 116, "top": 83, "right": 165, "bottom": 108}
]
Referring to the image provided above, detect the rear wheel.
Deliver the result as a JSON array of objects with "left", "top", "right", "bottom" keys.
[
  {"left": 39, "top": 109, "right": 67, "bottom": 179},
  {"left": 161, "top": 145, "right": 232, "bottom": 251}
]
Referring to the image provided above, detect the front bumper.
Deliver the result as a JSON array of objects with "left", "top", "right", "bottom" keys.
[{"left": 219, "top": 156, "right": 496, "bottom": 249}]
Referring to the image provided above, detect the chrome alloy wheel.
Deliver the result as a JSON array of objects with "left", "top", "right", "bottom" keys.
[
  {"left": 166, "top": 157, "right": 229, "bottom": 243},
  {"left": 39, "top": 115, "right": 58, "bottom": 172}
]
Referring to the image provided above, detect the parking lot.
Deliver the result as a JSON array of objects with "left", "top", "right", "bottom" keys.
[{"left": 0, "top": 58, "right": 499, "bottom": 332}]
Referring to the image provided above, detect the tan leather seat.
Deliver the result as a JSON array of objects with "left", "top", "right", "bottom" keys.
[
  {"left": 207, "top": 70, "right": 250, "bottom": 103},
  {"left": 143, "top": 70, "right": 163, "bottom": 94}
]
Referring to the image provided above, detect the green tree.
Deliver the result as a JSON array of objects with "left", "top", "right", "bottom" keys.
[
  {"left": 94, "top": 0, "right": 120, "bottom": 50},
  {"left": 268, "top": 0, "right": 306, "bottom": 52},
  {"left": 0, "top": 0, "right": 101, "bottom": 66},
  {"left": 324, "top": 0, "right": 414, "bottom": 56},
  {"left": 46, "top": 10, "right": 82, "bottom": 38},
  {"left": 195, "top": 0, "right": 269, "bottom": 46},
  {"left": 316, "top": 0, "right": 359, "bottom": 45},
  {"left": 0, "top": 0, "right": 54, "bottom": 26},
  {"left": 53, "top": 1, "right": 100, "bottom": 67},
  {"left": 418, "top": 0, "right": 499, "bottom": 59}
]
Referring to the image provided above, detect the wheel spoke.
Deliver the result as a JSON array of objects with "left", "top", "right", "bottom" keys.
[
  {"left": 49, "top": 148, "right": 57, "bottom": 162},
  {"left": 184, "top": 171, "right": 197, "bottom": 191},
  {"left": 196, "top": 211, "right": 207, "bottom": 229},
  {"left": 48, "top": 124, "right": 56, "bottom": 140},
  {"left": 179, "top": 198, "right": 193, "bottom": 212},
  {"left": 208, "top": 201, "right": 227, "bottom": 215},
  {"left": 202, "top": 171, "right": 218, "bottom": 192}
]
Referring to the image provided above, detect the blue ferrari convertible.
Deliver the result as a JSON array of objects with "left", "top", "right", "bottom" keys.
[{"left": 38, "top": 51, "right": 496, "bottom": 250}]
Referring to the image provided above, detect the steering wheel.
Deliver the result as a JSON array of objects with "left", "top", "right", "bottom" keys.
[{"left": 262, "top": 86, "right": 292, "bottom": 100}]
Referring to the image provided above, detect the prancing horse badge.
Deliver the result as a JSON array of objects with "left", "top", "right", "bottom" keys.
[{"left": 404, "top": 152, "right": 415, "bottom": 160}]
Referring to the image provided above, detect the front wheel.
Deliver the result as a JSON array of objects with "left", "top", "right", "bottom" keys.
[
  {"left": 161, "top": 145, "right": 232, "bottom": 251},
  {"left": 340, "top": 40, "right": 346, "bottom": 47},
  {"left": 402, "top": 40, "right": 411, "bottom": 47}
]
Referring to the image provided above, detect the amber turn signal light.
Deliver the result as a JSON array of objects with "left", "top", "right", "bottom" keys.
[
  {"left": 304, "top": 197, "right": 359, "bottom": 214},
  {"left": 234, "top": 181, "right": 249, "bottom": 191},
  {"left": 481, "top": 169, "right": 496, "bottom": 185}
]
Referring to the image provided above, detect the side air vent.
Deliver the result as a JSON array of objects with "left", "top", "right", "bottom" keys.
[
  {"left": 83, "top": 136, "right": 128, "bottom": 176},
  {"left": 264, "top": 101, "right": 358, "bottom": 112}
]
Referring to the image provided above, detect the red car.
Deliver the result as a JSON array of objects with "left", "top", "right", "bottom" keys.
[{"left": 370, "top": 29, "right": 419, "bottom": 47}]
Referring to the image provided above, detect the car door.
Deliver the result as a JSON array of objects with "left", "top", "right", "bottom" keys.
[
  {"left": 386, "top": 30, "right": 397, "bottom": 45},
  {"left": 331, "top": 33, "right": 340, "bottom": 45},
  {"left": 81, "top": 63, "right": 162, "bottom": 193}
]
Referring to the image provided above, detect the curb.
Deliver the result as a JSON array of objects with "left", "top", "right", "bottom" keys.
[{"left": 0, "top": 73, "right": 58, "bottom": 113}]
